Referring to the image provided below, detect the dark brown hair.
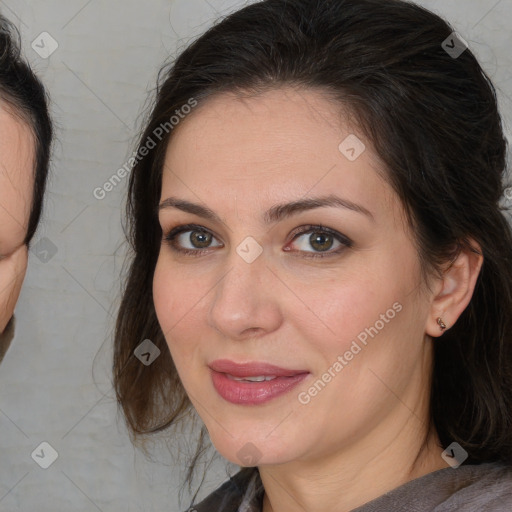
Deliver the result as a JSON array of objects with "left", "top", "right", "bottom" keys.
[{"left": 114, "top": 0, "right": 512, "bottom": 493}]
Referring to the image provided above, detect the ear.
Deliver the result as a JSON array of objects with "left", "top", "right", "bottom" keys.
[{"left": 425, "top": 239, "right": 483, "bottom": 338}]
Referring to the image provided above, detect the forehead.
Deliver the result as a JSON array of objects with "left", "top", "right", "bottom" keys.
[
  {"left": 0, "top": 103, "right": 36, "bottom": 254},
  {"left": 166, "top": 86, "right": 355, "bottom": 165},
  {"left": 161, "top": 86, "right": 402, "bottom": 228}
]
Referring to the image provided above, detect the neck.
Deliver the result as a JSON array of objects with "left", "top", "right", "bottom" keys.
[{"left": 260, "top": 415, "right": 448, "bottom": 512}]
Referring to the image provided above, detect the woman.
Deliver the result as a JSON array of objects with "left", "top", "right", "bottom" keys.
[
  {"left": 114, "top": 0, "right": 512, "bottom": 510},
  {"left": 0, "top": 14, "right": 53, "bottom": 362}
]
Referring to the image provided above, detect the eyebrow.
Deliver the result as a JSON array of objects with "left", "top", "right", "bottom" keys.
[{"left": 158, "top": 194, "right": 374, "bottom": 225}]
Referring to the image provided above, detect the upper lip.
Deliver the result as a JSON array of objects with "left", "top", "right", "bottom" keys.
[{"left": 209, "top": 359, "right": 309, "bottom": 378}]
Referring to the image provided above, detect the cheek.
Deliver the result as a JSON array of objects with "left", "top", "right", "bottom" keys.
[
  {"left": 292, "top": 246, "right": 420, "bottom": 379},
  {"left": 295, "top": 284, "right": 395, "bottom": 371},
  {"left": 152, "top": 254, "right": 204, "bottom": 358},
  {"left": 293, "top": 268, "right": 402, "bottom": 349},
  {"left": 0, "top": 248, "right": 28, "bottom": 331},
  {"left": 153, "top": 256, "right": 182, "bottom": 338}
]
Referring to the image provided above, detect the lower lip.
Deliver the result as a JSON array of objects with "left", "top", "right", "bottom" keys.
[{"left": 210, "top": 369, "right": 309, "bottom": 405}]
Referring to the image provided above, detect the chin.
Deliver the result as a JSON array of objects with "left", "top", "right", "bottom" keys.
[{"left": 207, "top": 424, "right": 302, "bottom": 468}]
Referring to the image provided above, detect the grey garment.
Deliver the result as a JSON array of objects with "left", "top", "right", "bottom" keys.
[
  {"left": 0, "top": 315, "right": 15, "bottom": 363},
  {"left": 351, "top": 462, "right": 512, "bottom": 512},
  {"left": 188, "top": 462, "right": 512, "bottom": 512},
  {"left": 189, "top": 467, "right": 263, "bottom": 512}
]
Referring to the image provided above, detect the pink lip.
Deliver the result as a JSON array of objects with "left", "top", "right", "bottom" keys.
[{"left": 209, "top": 359, "right": 309, "bottom": 405}]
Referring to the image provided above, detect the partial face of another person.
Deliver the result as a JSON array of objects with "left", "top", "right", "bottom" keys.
[
  {"left": 153, "top": 87, "right": 440, "bottom": 466},
  {"left": 0, "top": 103, "right": 35, "bottom": 333}
]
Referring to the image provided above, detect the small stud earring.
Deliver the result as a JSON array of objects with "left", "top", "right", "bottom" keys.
[{"left": 437, "top": 317, "right": 447, "bottom": 331}]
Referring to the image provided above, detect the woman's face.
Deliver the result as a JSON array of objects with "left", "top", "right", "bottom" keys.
[
  {"left": 154, "top": 87, "right": 436, "bottom": 467},
  {"left": 0, "top": 105, "right": 34, "bottom": 333}
]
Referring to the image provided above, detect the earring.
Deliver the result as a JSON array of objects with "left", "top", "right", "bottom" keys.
[{"left": 437, "top": 317, "right": 447, "bottom": 331}]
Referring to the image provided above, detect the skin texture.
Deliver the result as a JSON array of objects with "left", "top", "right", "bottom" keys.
[
  {"left": 0, "top": 103, "right": 34, "bottom": 335},
  {"left": 153, "top": 87, "right": 483, "bottom": 512}
]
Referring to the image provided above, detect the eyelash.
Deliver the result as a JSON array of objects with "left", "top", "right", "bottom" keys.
[{"left": 163, "top": 223, "right": 353, "bottom": 259}]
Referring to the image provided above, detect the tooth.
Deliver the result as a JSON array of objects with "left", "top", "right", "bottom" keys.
[{"left": 227, "top": 375, "right": 277, "bottom": 382}]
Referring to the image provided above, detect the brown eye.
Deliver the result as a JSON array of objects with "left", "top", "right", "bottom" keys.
[
  {"left": 188, "top": 231, "right": 212, "bottom": 249},
  {"left": 287, "top": 225, "right": 352, "bottom": 259},
  {"left": 309, "top": 232, "right": 334, "bottom": 252},
  {"left": 164, "top": 224, "right": 223, "bottom": 255}
]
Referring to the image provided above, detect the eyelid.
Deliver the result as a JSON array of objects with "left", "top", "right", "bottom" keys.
[
  {"left": 284, "top": 224, "right": 352, "bottom": 259},
  {"left": 164, "top": 223, "right": 220, "bottom": 243},
  {"left": 288, "top": 224, "right": 352, "bottom": 247},
  {"left": 163, "top": 223, "right": 352, "bottom": 257}
]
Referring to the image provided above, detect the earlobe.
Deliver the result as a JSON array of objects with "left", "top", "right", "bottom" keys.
[
  {"left": 436, "top": 317, "right": 447, "bottom": 331},
  {"left": 425, "top": 240, "right": 483, "bottom": 338}
]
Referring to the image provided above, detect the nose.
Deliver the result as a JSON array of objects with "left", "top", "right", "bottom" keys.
[{"left": 207, "top": 245, "right": 283, "bottom": 340}]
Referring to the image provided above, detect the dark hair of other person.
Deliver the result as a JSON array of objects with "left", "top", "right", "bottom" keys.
[
  {"left": 0, "top": 13, "right": 52, "bottom": 246},
  {"left": 0, "top": 13, "right": 53, "bottom": 362},
  {"left": 113, "top": 0, "right": 512, "bottom": 498}
]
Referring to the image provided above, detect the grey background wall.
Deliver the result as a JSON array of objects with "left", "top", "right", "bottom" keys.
[{"left": 0, "top": 0, "right": 511, "bottom": 511}]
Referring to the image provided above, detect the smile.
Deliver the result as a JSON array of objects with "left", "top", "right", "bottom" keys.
[{"left": 209, "top": 359, "right": 310, "bottom": 405}]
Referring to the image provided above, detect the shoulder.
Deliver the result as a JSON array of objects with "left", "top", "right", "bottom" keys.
[
  {"left": 185, "top": 467, "right": 263, "bottom": 512},
  {"left": 353, "top": 461, "right": 512, "bottom": 512},
  {"left": 434, "top": 462, "right": 512, "bottom": 511},
  {"left": 184, "top": 462, "right": 512, "bottom": 512}
]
